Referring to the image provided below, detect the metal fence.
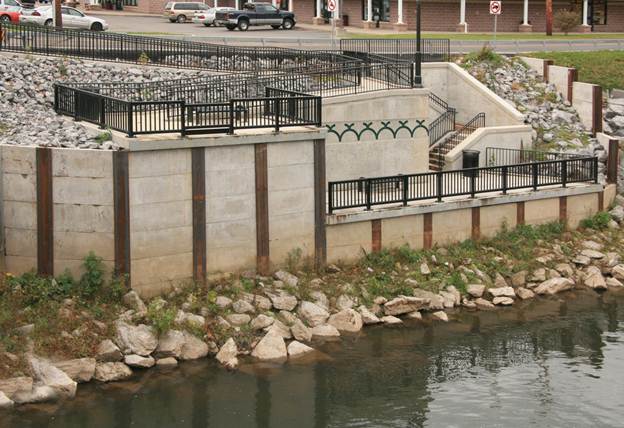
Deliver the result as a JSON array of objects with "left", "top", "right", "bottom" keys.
[
  {"left": 485, "top": 147, "right": 585, "bottom": 166},
  {"left": 328, "top": 156, "right": 598, "bottom": 213},
  {"left": 340, "top": 38, "right": 451, "bottom": 63}
]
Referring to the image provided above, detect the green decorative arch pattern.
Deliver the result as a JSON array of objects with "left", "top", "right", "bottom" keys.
[{"left": 326, "top": 120, "right": 428, "bottom": 142}]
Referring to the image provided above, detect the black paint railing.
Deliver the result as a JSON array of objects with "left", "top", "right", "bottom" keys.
[
  {"left": 428, "top": 108, "right": 456, "bottom": 146},
  {"left": 485, "top": 147, "right": 584, "bottom": 167},
  {"left": 340, "top": 38, "right": 450, "bottom": 63},
  {"left": 328, "top": 156, "right": 598, "bottom": 213}
]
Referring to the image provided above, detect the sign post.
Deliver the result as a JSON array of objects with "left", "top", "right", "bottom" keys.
[
  {"left": 489, "top": 1, "right": 501, "bottom": 43},
  {"left": 328, "top": 0, "right": 337, "bottom": 50}
]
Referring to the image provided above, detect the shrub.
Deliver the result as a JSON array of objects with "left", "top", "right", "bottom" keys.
[
  {"left": 580, "top": 212, "right": 611, "bottom": 230},
  {"left": 554, "top": 9, "right": 581, "bottom": 35},
  {"left": 464, "top": 44, "right": 503, "bottom": 66},
  {"left": 79, "top": 252, "right": 105, "bottom": 298},
  {"left": 146, "top": 301, "right": 176, "bottom": 335}
]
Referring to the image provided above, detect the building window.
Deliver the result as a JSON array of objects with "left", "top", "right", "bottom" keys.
[
  {"left": 361, "top": 0, "right": 390, "bottom": 22},
  {"left": 123, "top": 0, "right": 137, "bottom": 5},
  {"left": 591, "top": 0, "right": 607, "bottom": 25}
]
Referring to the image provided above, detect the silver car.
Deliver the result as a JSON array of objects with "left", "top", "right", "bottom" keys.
[
  {"left": 20, "top": 6, "right": 109, "bottom": 31},
  {"left": 192, "top": 6, "right": 235, "bottom": 26}
]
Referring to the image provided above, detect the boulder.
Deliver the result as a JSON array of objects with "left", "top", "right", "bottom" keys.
[
  {"left": 309, "top": 291, "right": 329, "bottom": 311},
  {"left": 420, "top": 262, "right": 431, "bottom": 275},
  {"left": 12, "top": 385, "right": 57, "bottom": 404},
  {"left": 29, "top": 356, "right": 77, "bottom": 399},
  {"left": 327, "top": 309, "right": 363, "bottom": 333},
  {"left": 154, "top": 329, "right": 185, "bottom": 358},
  {"left": 96, "top": 339, "right": 123, "bottom": 362},
  {"left": 384, "top": 296, "right": 429, "bottom": 316},
  {"left": 412, "top": 290, "right": 443, "bottom": 310},
  {"left": 114, "top": 321, "right": 158, "bottom": 357},
  {"left": 474, "top": 298, "right": 495, "bottom": 310},
  {"left": 534, "top": 277, "right": 575, "bottom": 295},
  {"left": 254, "top": 295, "right": 273, "bottom": 311},
  {"left": 445, "top": 286, "right": 461, "bottom": 306},
  {"left": 215, "top": 338, "right": 238, "bottom": 369},
  {"left": 467, "top": 284, "right": 485, "bottom": 298},
  {"left": 0, "top": 391, "right": 13, "bottom": 409},
  {"left": 124, "top": 355, "right": 155, "bottom": 369},
  {"left": 572, "top": 255, "right": 591, "bottom": 266},
  {"left": 122, "top": 291, "right": 147, "bottom": 313},
  {"left": 265, "top": 290, "right": 298, "bottom": 311},
  {"left": 310, "top": 324, "right": 341, "bottom": 338},
  {"left": 274, "top": 270, "right": 299, "bottom": 288},
  {"left": 335, "top": 294, "right": 356, "bottom": 311},
  {"left": 298, "top": 301, "right": 330, "bottom": 327},
  {"left": 251, "top": 314, "right": 275, "bottom": 331},
  {"left": 555, "top": 263, "right": 575, "bottom": 277},
  {"left": 494, "top": 273, "right": 508, "bottom": 288},
  {"left": 581, "top": 249, "right": 605, "bottom": 260},
  {"left": 438, "top": 291, "right": 456, "bottom": 308},
  {"left": 612, "top": 264, "right": 624, "bottom": 281},
  {"left": 582, "top": 240, "right": 603, "bottom": 251},
  {"left": 406, "top": 311, "right": 423, "bottom": 320},
  {"left": 226, "top": 313, "right": 251, "bottom": 327},
  {"left": 492, "top": 297, "right": 514, "bottom": 306},
  {"left": 380, "top": 316, "right": 403, "bottom": 325},
  {"left": 606, "top": 277, "right": 624, "bottom": 287},
  {"left": 584, "top": 267, "right": 607, "bottom": 290},
  {"left": 54, "top": 358, "right": 96, "bottom": 383},
  {"left": 431, "top": 311, "right": 449, "bottom": 322},
  {"left": 358, "top": 305, "right": 381, "bottom": 324},
  {"left": 251, "top": 331, "right": 287, "bottom": 361},
  {"left": 511, "top": 271, "right": 527, "bottom": 287},
  {"left": 278, "top": 310, "right": 298, "bottom": 326},
  {"left": 290, "top": 319, "right": 312, "bottom": 342},
  {"left": 287, "top": 341, "right": 315, "bottom": 358},
  {"left": 215, "top": 296, "right": 232, "bottom": 309},
  {"left": 175, "top": 311, "right": 205, "bottom": 328},
  {"left": 232, "top": 299, "right": 255, "bottom": 314},
  {"left": 94, "top": 362, "right": 132, "bottom": 382},
  {"left": 265, "top": 319, "right": 292, "bottom": 339},
  {"left": 156, "top": 358, "right": 178, "bottom": 369},
  {"left": 516, "top": 288, "right": 535, "bottom": 300},
  {"left": 0, "top": 377, "right": 33, "bottom": 400},
  {"left": 487, "top": 286, "right": 516, "bottom": 298},
  {"left": 179, "top": 332, "right": 209, "bottom": 360}
]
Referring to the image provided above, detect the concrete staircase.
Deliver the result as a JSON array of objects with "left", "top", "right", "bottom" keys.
[{"left": 429, "top": 112, "right": 485, "bottom": 171}]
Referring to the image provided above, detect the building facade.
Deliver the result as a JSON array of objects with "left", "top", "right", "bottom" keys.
[{"left": 98, "top": 0, "right": 623, "bottom": 32}]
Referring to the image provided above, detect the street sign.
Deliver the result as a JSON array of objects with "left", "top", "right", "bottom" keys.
[
  {"left": 489, "top": 1, "right": 501, "bottom": 15},
  {"left": 327, "top": 0, "right": 336, "bottom": 12}
]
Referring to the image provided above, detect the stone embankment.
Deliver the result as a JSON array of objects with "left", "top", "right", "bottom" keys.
[
  {"left": 0, "top": 53, "right": 202, "bottom": 150},
  {"left": 463, "top": 56, "right": 608, "bottom": 181},
  {"left": 2, "top": 200, "right": 624, "bottom": 408}
]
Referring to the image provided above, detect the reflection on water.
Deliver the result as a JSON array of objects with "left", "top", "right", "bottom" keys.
[{"left": 2, "top": 289, "right": 624, "bottom": 428}]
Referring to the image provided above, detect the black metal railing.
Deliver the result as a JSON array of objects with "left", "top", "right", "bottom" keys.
[
  {"left": 485, "top": 147, "right": 584, "bottom": 167},
  {"left": 340, "top": 38, "right": 451, "bottom": 63},
  {"left": 428, "top": 92, "right": 456, "bottom": 146},
  {"left": 430, "top": 112, "right": 486, "bottom": 168},
  {"left": 328, "top": 156, "right": 598, "bottom": 213}
]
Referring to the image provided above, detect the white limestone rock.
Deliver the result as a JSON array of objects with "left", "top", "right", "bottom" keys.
[
  {"left": 310, "top": 324, "right": 341, "bottom": 338},
  {"left": 0, "top": 377, "right": 33, "bottom": 400},
  {"left": 54, "top": 358, "right": 96, "bottom": 383},
  {"left": 534, "top": 277, "right": 575, "bottom": 295},
  {"left": 327, "top": 309, "right": 363, "bottom": 333},
  {"left": 215, "top": 338, "right": 238, "bottom": 369},
  {"left": 251, "top": 330, "right": 287, "bottom": 361},
  {"left": 0, "top": 391, "right": 14, "bottom": 409},
  {"left": 114, "top": 321, "right": 158, "bottom": 357},
  {"left": 467, "top": 284, "right": 485, "bottom": 298},
  {"left": 251, "top": 314, "right": 275, "bottom": 331},
  {"left": 124, "top": 355, "right": 155, "bottom": 369},
  {"left": 298, "top": 301, "right": 330, "bottom": 327},
  {"left": 384, "top": 296, "right": 429, "bottom": 316},
  {"left": 96, "top": 339, "right": 123, "bottom": 362},
  {"left": 287, "top": 341, "right": 315, "bottom": 358},
  {"left": 290, "top": 319, "right": 313, "bottom": 342},
  {"left": 94, "top": 362, "right": 132, "bottom": 382},
  {"left": 381, "top": 316, "right": 403, "bottom": 325},
  {"left": 487, "top": 286, "right": 516, "bottom": 298},
  {"left": 28, "top": 356, "right": 77, "bottom": 399},
  {"left": 274, "top": 270, "right": 299, "bottom": 288},
  {"left": 265, "top": 289, "right": 298, "bottom": 311},
  {"left": 358, "top": 305, "right": 381, "bottom": 324}
]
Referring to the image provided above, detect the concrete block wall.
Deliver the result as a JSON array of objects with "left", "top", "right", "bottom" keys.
[
  {"left": 326, "top": 184, "right": 612, "bottom": 264},
  {"left": 129, "top": 149, "right": 193, "bottom": 297}
]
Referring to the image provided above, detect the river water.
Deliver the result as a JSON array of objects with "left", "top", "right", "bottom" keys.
[{"left": 3, "top": 289, "right": 624, "bottom": 428}]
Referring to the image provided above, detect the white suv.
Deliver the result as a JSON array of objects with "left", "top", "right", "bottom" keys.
[
  {"left": 164, "top": 2, "right": 209, "bottom": 23},
  {"left": 0, "top": 0, "right": 22, "bottom": 13}
]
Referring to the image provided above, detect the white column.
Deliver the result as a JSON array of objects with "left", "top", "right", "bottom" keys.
[
  {"left": 272, "top": 0, "right": 277, "bottom": 7},
  {"left": 316, "top": 0, "right": 321, "bottom": 18},
  {"left": 582, "top": 0, "right": 589, "bottom": 26},
  {"left": 235, "top": 0, "right": 240, "bottom": 10},
  {"left": 460, "top": 0, "right": 466, "bottom": 24},
  {"left": 397, "top": 0, "right": 404, "bottom": 24},
  {"left": 523, "top": 0, "right": 529, "bottom": 25},
  {"left": 288, "top": 0, "right": 293, "bottom": 12},
  {"left": 367, "top": 0, "right": 372, "bottom": 21},
  {"left": 215, "top": 0, "right": 218, "bottom": 7}
]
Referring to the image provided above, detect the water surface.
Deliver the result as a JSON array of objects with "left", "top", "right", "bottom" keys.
[{"left": 3, "top": 289, "right": 624, "bottom": 428}]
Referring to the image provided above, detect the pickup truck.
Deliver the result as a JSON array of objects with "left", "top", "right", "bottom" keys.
[{"left": 214, "top": 2, "right": 295, "bottom": 31}]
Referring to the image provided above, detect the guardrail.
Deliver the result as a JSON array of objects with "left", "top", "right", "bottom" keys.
[
  {"left": 328, "top": 156, "right": 598, "bottom": 213},
  {"left": 485, "top": 147, "right": 584, "bottom": 166},
  {"left": 340, "top": 38, "right": 451, "bottom": 62}
]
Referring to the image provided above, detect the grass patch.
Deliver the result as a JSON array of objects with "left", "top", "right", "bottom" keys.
[
  {"left": 343, "top": 32, "right": 624, "bottom": 41},
  {"left": 580, "top": 211, "right": 612, "bottom": 230},
  {"left": 529, "top": 50, "right": 624, "bottom": 90}
]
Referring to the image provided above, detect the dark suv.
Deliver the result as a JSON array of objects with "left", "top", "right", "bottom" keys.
[{"left": 214, "top": 2, "right": 296, "bottom": 31}]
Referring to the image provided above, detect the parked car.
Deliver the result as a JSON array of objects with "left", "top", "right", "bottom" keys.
[
  {"left": 20, "top": 6, "right": 109, "bottom": 30},
  {"left": 164, "top": 2, "right": 209, "bottom": 23},
  {"left": 0, "top": 9, "right": 20, "bottom": 22},
  {"left": 214, "top": 2, "right": 296, "bottom": 31},
  {"left": 0, "top": 0, "right": 21, "bottom": 22},
  {"left": 193, "top": 6, "right": 234, "bottom": 26}
]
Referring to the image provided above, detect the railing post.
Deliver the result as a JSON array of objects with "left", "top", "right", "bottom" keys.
[
  {"left": 502, "top": 165, "right": 508, "bottom": 194},
  {"left": 228, "top": 101, "right": 234, "bottom": 135},
  {"left": 364, "top": 180, "right": 372, "bottom": 211},
  {"left": 436, "top": 171, "right": 443, "bottom": 202},
  {"left": 561, "top": 159, "right": 567, "bottom": 187},
  {"left": 402, "top": 175, "right": 409, "bottom": 206},
  {"left": 180, "top": 101, "right": 186, "bottom": 137},
  {"left": 594, "top": 157, "right": 599, "bottom": 184},
  {"left": 470, "top": 169, "right": 476, "bottom": 198},
  {"left": 73, "top": 91, "right": 80, "bottom": 121},
  {"left": 127, "top": 103, "right": 134, "bottom": 138},
  {"left": 328, "top": 182, "right": 334, "bottom": 215},
  {"left": 274, "top": 98, "right": 281, "bottom": 132},
  {"left": 532, "top": 162, "right": 538, "bottom": 190},
  {"left": 99, "top": 96, "right": 106, "bottom": 129}
]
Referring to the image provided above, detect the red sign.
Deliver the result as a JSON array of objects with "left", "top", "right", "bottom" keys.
[
  {"left": 327, "top": 0, "right": 336, "bottom": 12},
  {"left": 490, "top": 1, "right": 502, "bottom": 15}
]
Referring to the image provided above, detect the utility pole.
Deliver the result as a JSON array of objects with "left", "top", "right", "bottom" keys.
[
  {"left": 545, "top": 0, "right": 553, "bottom": 36},
  {"left": 54, "top": 0, "right": 62, "bottom": 29}
]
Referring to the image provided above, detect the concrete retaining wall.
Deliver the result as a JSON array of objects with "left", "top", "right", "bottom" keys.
[
  {"left": 422, "top": 62, "right": 525, "bottom": 127},
  {"left": 326, "top": 184, "right": 614, "bottom": 264}
]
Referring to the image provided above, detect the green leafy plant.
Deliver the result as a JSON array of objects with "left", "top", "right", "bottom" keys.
[
  {"left": 580, "top": 212, "right": 612, "bottom": 230},
  {"left": 285, "top": 248, "right": 303, "bottom": 272},
  {"left": 138, "top": 51, "right": 150, "bottom": 65},
  {"left": 146, "top": 300, "right": 176, "bottom": 335},
  {"left": 79, "top": 252, "right": 105, "bottom": 298},
  {"left": 94, "top": 130, "right": 112, "bottom": 144},
  {"left": 555, "top": 9, "right": 581, "bottom": 35}
]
